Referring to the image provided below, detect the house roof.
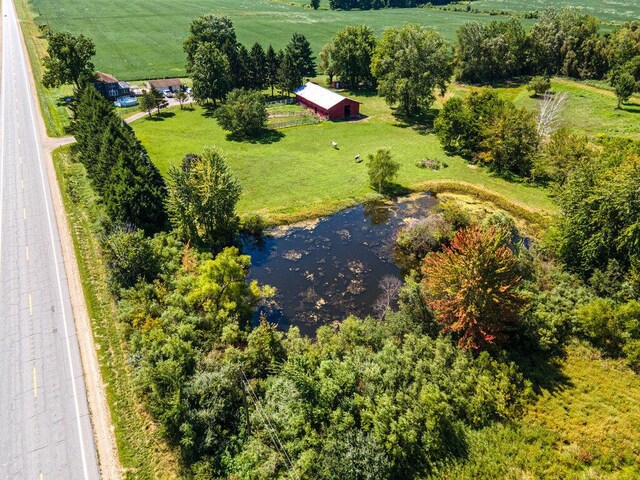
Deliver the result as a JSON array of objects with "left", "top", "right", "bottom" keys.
[
  {"left": 95, "top": 71, "right": 119, "bottom": 83},
  {"left": 294, "top": 82, "right": 359, "bottom": 110},
  {"left": 147, "top": 78, "right": 182, "bottom": 89}
]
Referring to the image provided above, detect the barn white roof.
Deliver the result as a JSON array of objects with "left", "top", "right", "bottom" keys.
[{"left": 294, "top": 82, "right": 357, "bottom": 110}]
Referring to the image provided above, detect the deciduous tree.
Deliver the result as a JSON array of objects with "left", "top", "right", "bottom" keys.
[
  {"left": 42, "top": 31, "right": 95, "bottom": 89},
  {"left": 422, "top": 224, "right": 525, "bottom": 350},
  {"left": 371, "top": 25, "right": 452, "bottom": 116},
  {"left": 367, "top": 148, "right": 399, "bottom": 192},
  {"left": 331, "top": 25, "right": 377, "bottom": 88},
  {"left": 167, "top": 148, "right": 242, "bottom": 251},
  {"left": 191, "top": 43, "right": 232, "bottom": 105},
  {"left": 215, "top": 89, "right": 268, "bottom": 138},
  {"left": 184, "top": 14, "right": 236, "bottom": 72}
]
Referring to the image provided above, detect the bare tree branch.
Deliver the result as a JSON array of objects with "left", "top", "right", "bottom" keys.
[
  {"left": 374, "top": 275, "right": 403, "bottom": 320},
  {"left": 537, "top": 91, "right": 568, "bottom": 141}
]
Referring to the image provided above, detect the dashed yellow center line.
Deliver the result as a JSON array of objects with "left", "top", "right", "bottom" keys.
[
  {"left": 33, "top": 367, "right": 38, "bottom": 398},
  {"left": 23, "top": 207, "right": 26, "bottom": 219},
  {"left": 40, "top": 472, "right": 44, "bottom": 480},
  {"left": 28, "top": 294, "right": 32, "bottom": 315}
]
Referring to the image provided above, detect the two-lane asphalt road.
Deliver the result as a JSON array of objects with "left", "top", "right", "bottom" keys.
[{"left": 0, "top": 0, "right": 100, "bottom": 477}]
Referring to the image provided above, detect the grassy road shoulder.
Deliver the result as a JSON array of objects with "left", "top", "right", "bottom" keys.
[
  {"left": 15, "top": 0, "right": 71, "bottom": 136},
  {"left": 53, "top": 145, "right": 182, "bottom": 479}
]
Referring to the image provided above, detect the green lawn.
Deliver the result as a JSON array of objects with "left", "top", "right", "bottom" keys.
[
  {"left": 26, "top": 0, "right": 526, "bottom": 80},
  {"left": 132, "top": 91, "right": 553, "bottom": 224}
]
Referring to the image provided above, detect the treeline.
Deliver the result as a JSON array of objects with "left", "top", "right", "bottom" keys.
[
  {"left": 183, "top": 15, "right": 315, "bottom": 103},
  {"left": 71, "top": 87, "right": 167, "bottom": 233},
  {"left": 327, "top": 0, "right": 436, "bottom": 10}
]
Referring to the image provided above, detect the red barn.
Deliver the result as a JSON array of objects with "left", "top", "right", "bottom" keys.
[{"left": 294, "top": 82, "right": 360, "bottom": 120}]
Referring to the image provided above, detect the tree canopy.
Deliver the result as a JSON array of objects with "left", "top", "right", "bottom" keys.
[
  {"left": 42, "top": 31, "right": 96, "bottom": 89},
  {"left": 422, "top": 224, "right": 526, "bottom": 350},
  {"left": 371, "top": 24, "right": 453, "bottom": 116},
  {"left": 167, "top": 148, "right": 242, "bottom": 251}
]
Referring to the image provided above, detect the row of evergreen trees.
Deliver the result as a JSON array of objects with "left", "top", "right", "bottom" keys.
[
  {"left": 72, "top": 87, "right": 167, "bottom": 234},
  {"left": 184, "top": 15, "right": 316, "bottom": 103}
]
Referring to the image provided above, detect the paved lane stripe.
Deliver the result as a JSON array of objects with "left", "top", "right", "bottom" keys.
[
  {"left": 33, "top": 367, "right": 37, "bottom": 398},
  {"left": 28, "top": 294, "right": 32, "bottom": 315},
  {"left": 0, "top": 0, "right": 7, "bottom": 271},
  {"left": 9, "top": 0, "right": 92, "bottom": 476},
  {"left": 25, "top": 244, "right": 29, "bottom": 262}
]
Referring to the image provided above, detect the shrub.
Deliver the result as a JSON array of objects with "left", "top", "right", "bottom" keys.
[
  {"left": 241, "top": 214, "right": 267, "bottom": 238},
  {"left": 395, "top": 214, "right": 452, "bottom": 270},
  {"left": 367, "top": 148, "right": 399, "bottom": 192},
  {"left": 215, "top": 89, "right": 268, "bottom": 138},
  {"left": 435, "top": 200, "right": 471, "bottom": 230},
  {"left": 527, "top": 76, "right": 551, "bottom": 96}
]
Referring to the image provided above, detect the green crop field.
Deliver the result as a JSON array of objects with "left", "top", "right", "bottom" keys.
[
  {"left": 26, "top": 0, "right": 524, "bottom": 80},
  {"left": 473, "top": 0, "right": 640, "bottom": 24}
]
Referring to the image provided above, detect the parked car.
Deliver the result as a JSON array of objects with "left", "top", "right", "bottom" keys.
[{"left": 163, "top": 89, "right": 174, "bottom": 98}]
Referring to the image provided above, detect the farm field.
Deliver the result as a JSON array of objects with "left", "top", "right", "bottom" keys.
[
  {"left": 132, "top": 91, "right": 554, "bottom": 224},
  {"left": 473, "top": 0, "right": 640, "bottom": 23},
  {"left": 26, "top": 0, "right": 523, "bottom": 80}
]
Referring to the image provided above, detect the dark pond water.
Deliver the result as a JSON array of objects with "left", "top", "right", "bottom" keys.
[{"left": 243, "top": 194, "right": 437, "bottom": 336}]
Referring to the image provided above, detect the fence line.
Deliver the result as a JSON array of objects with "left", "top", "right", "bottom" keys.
[
  {"left": 268, "top": 117, "right": 323, "bottom": 130},
  {"left": 265, "top": 98, "right": 296, "bottom": 106}
]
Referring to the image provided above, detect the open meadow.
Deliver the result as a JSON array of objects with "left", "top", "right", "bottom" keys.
[
  {"left": 452, "top": 78, "right": 640, "bottom": 140},
  {"left": 132, "top": 91, "right": 554, "bottom": 224}
]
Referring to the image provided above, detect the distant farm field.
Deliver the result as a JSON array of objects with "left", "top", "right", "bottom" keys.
[
  {"left": 473, "top": 0, "right": 640, "bottom": 23},
  {"left": 26, "top": 0, "right": 523, "bottom": 80}
]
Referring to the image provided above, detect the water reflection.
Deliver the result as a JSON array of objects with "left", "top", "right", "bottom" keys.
[{"left": 243, "top": 194, "right": 437, "bottom": 336}]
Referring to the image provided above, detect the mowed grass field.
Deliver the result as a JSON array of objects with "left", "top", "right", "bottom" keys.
[
  {"left": 132, "top": 91, "right": 554, "bottom": 223},
  {"left": 473, "top": 0, "right": 640, "bottom": 23},
  {"left": 27, "top": 0, "right": 523, "bottom": 80}
]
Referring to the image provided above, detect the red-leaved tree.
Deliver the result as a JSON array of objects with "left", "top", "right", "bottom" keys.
[{"left": 421, "top": 224, "right": 524, "bottom": 350}]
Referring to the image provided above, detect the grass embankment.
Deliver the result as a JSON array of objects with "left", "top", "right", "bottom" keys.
[
  {"left": 27, "top": 0, "right": 523, "bottom": 80},
  {"left": 434, "top": 343, "right": 640, "bottom": 479},
  {"left": 15, "top": 0, "right": 71, "bottom": 136},
  {"left": 53, "top": 146, "right": 182, "bottom": 479},
  {"left": 133, "top": 91, "right": 554, "bottom": 226}
]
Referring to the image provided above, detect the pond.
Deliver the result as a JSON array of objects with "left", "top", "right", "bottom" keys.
[{"left": 243, "top": 194, "right": 437, "bottom": 336}]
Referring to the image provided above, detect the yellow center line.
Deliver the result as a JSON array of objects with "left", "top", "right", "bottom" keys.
[
  {"left": 40, "top": 472, "right": 44, "bottom": 480},
  {"left": 19, "top": 156, "right": 22, "bottom": 164},
  {"left": 33, "top": 367, "right": 37, "bottom": 398},
  {"left": 28, "top": 294, "right": 32, "bottom": 315},
  {"left": 23, "top": 208, "right": 26, "bottom": 219}
]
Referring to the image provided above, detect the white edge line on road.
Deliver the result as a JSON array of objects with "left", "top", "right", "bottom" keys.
[
  {"left": 7, "top": 0, "right": 92, "bottom": 477},
  {"left": 0, "top": 0, "right": 7, "bottom": 273}
]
